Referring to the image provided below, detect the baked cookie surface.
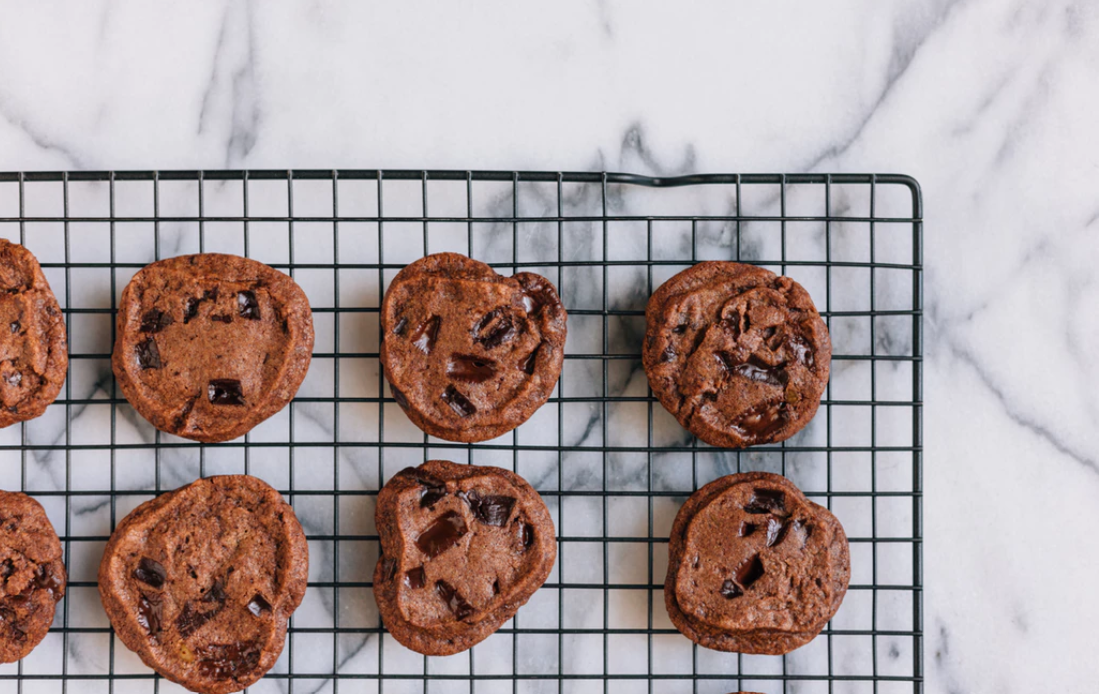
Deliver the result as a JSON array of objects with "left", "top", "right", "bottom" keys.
[
  {"left": 98, "top": 475, "right": 308, "bottom": 694},
  {"left": 0, "top": 239, "right": 68, "bottom": 428},
  {"left": 381, "top": 253, "right": 566, "bottom": 443},
  {"left": 112, "top": 253, "right": 313, "bottom": 443},
  {"left": 0, "top": 491, "right": 66, "bottom": 663},
  {"left": 373, "top": 460, "right": 556, "bottom": 655},
  {"left": 665, "top": 472, "right": 849, "bottom": 654},
  {"left": 643, "top": 262, "right": 830, "bottom": 448}
]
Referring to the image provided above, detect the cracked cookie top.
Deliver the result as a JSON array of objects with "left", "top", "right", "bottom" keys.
[
  {"left": 381, "top": 253, "right": 567, "bottom": 443},
  {"left": 112, "top": 254, "right": 314, "bottom": 443},
  {"left": 643, "top": 262, "right": 830, "bottom": 448}
]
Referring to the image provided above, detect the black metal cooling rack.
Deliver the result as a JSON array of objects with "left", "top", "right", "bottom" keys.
[{"left": 0, "top": 170, "right": 922, "bottom": 694}]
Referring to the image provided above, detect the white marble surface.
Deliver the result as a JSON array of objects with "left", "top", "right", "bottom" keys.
[{"left": 0, "top": 1, "right": 1097, "bottom": 693}]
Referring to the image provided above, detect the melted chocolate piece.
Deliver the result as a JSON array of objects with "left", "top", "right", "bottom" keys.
[
  {"left": 744, "top": 488, "right": 788, "bottom": 516},
  {"left": 3, "top": 371, "right": 20, "bottom": 387},
  {"left": 136, "top": 592, "right": 163, "bottom": 636},
  {"left": 392, "top": 316, "right": 408, "bottom": 336},
  {"left": 8, "top": 321, "right": 19, "bottom": 334},
  {"left": 136, "top": 337, "right": 162, "bottom": 370},
  {"left": 473, "top": 309, "right": 516, "bottom": 349},
  {"left": 415, "top": 510, "right": 468, "bottom": 558},
  {"left": 730, "top": 402, "right": 788, "bottom": 440},
  {"left": 737, "top": 521, "right": 756, "bottom": 537},
  {"left": 412, "top": 316, "right": 441, "bottom": 355},
  {"left": 0, "top": 559, "right": 12, "bottom": 579},
  {"left": 441, "top": 385, "right": 476, "bottom": 417},
  {"left": 492, "top": 578, "right": 500, "bottom": 595},
  {"left": 459, "top": 489, "right": 516, "bottom": 527},
  {"left": 521, "top": 343, "right": 543, "bottom": 375},
  {"left": 734, "top": 554, "right": 765, "bottom": 589},
  {"left": 435, "top": 580, "right": 475, "bottom": 620},
  {"left": 237, "top": 290, "right": 261, "bottom": 320},
  {"left": 183, "top": 288, "right": 218, "bottom": 324},
  {"left": 211, "top": 314, "right": 233, "bottom": 324},
  {"left": 34, "top": 565, "right": 63, "bottom": 599},
  {"left": 380, "top": 557, "right": 397, "bottom": 582},
  {"left": 732, "top": 362, "right": 787, "bottom": 387},
  {"left": 247, "top": 594, "right": 272, "bottom": 617},
  {"left": 140, "top": 309, "right": 173, "bottom": 333},
  {"left": 176, "top": 579, "right": 228, "bottom": 637},
  {"left": 788, "top": 336, "right": 815, "bottom": 368},
  {"left": 765, "top": 517, "right": 788, "bottom": 548},
  {"left": 520, "top": 277, "right": 558, "bottom": 316},
  {"left": 719, "top": 579, "right": 742, "bottom": 599},
  {"left": 208, "top": 379, "right": 245, "bottom": 406},
  {"left": 201, "top": 579, "right": 227, "bottom": 604},
  {"left": 447, "top": 354, "right": 497, "bottom": 383},
  {"left": 519, "top": 522, "right": 534, "bottom": 550},
  {"left": 196, "top": 642, "right": 261, "bottom": 680},
  {"left": 404, "top": 567, "right": 426, "bottom": 589},
  {"left": 390, "top": 384, "right": 410, "bottom": 410},
  {"left": 133, "top": 557, "right": 166, "bottom": 589},
  {"left": 786, "top": 519, "right": 811, "bottom": 548}
]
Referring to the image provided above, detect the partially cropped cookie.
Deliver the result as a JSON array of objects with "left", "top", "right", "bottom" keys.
[
  {"left": 374, "top": 461, "right": 556, "bottom": 655},
  {"left": 644, "top": 262, "right": 830, "bottom": 448},
  {"left": 98, "top": 476, "right": 308, "bottom": 694},
  {"left": 113, "top": 254, "right": 314, "bottom": 443},
  {"left": 0, "top": 239, "right": 68, "bottom": 427},
  {"left": 665, "top": 472, "right": 849, "bottom": 654},
  {"left": 0, "top": 490, "right": 66, "bottom": 663},
  {"left": 381, "top": 253, "right": 567, "bottom": 443}
]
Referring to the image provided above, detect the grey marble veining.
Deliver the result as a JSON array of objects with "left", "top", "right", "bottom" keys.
[{"left": 0, "top": 1, "right": 1097, "bottom": 692}]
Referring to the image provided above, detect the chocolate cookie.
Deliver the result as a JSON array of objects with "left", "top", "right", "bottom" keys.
[
  {"left": 373, "top": 460, "right": 556, "bottom": 655},
  {"left": 113, "top": 254, "right": 314, "bottom": 443},
  {"left": 0, "top": 239, "right": 68, "bottom": 428},
  {"left": 98, "top": 476, "right": 308, "bottom": 694},
  {"left": 381, "top": 253, "right": 567, "bottom": 443},
  {"left": 643, "top": 262, "right": 830, "bottom": 448},
  {"left": 0, "top": 490, "right": 66, "bottom": 663},
  {"left": 665, "top": 472, "right": 849, "bottom": 654}
]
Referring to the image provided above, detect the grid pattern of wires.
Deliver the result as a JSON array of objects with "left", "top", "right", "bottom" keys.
[{"left": 0, "top": 170, "right": 922, "bottom": 694}]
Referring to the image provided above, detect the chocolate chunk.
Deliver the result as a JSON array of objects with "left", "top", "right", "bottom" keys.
[
  {"left": 247, "top": 594, "right": 272, "bottom": 617},
  {"left": 737, "top": 521, "right": 756, "bottom": 537},
  {"left": 744, "top": 488, "right": 787, "bottom": 516},
  {"left": 473, "top": 309, "right": 516, "bottom": 349},
  {"left": 8, "top": 321, "right": 19, "bottom": 334},
  {"left": 237, "top": 290, "right": 261, "bottom": 320},
  {"left": 730, "top": 403, "right": 788, "bottom": 439},
  {"left": 447, "top": 354, "right": 497, "bottom": 383},
  {"left": 672, "top": 322, "right": 689, "bottom": 334},
  {"left": 788, "top": 336, "right": 815, "bottom": 368},
  {"left": 765, "top": 517, "right": 788, "bottom": 548},
  {"left": 435, "top": 580, "right": 475, "bottom": 621},
  {"left": 0, "top": 559, "right": 12, "bottom": 579},
  {"left": 390, "top": 384, "right": 410, "bottom": 410},
  {"left": 140, "top": 309, "right": 173, "bottom": 333},
  {"left": 195, "top": 642, "right": 261, "bottom": 680},
  {"left": 133, "top": 558, "right": 167, "bottom": 589},
  {"left": 415, "top": 510, "right": 468, "bottom": 558},
  {"left": 521, "top": 343, "right": 543, "bottom": 375},
  {"left": 660, "top": 346, "right": 676, "bottom": 363},
  {"left": 720, "top": 579, "right": 742, "bottom": 599},
  {"left": 201, "top": 579, "right": 227, "bottom": 604},
  {"left": 3, "top": 371, "right": 21, "bottom": 386},
  {"left": 392, "top": 316, "right": 408, "bottom": 336},
  {"left": 519, "top": 522, "right": 534, "bottom": 550},
  {"left": 380, "top": 557, "right": 397, "bottom": 582},
  {"left": 459, "top": 489, "right": 516, "bottom": 527},
  {"left": 404, "top": 567, "right": 426, "bottom": 589},
  {"left": 734, "top": 554, "right": 764, "bottom": 589},
  {"left": 183, "top": 288, "right": 218, "bottom": 324},
  {"left": 136, "top": 337, "right": 162, "bottom": 370},
  {"left": 492, "top": 579, "right": 500, "bottom": 595},
  {"left": 176, "top": 603, "right": 215, "bottom": 639},
  {"left": 412, "top": 316, "right": 441, "bottom": 355},
  {"left": 34, "top": 564, "right": 63, "bottom": 598},
  {"left": 732, "top": 362, "right": 788, "bottom": 387},
  {"left": 441, "top": 385, "right": 476, "bottom": 418},
  {"left": 208, "top": 379, "right": 245, "bottom": 406},
  {"left": 211, "top": 314, "right": 233, "bottom": 324},
  {"left": 519, "top": 277, "right": 558, "bottom": 316},
  {"left": 137, "top": 592, "right": 163, "bottom": 636},
  {"left": 419, "top": 481, "right": 446, "bottom": 509}
]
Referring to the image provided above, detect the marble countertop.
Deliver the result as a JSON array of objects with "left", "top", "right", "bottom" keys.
[{"left": 1, "top": 2, "right": 1097, "bottom": 693}]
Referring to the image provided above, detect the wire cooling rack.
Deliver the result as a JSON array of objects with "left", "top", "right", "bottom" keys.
[{"left": 0, "top": 170, "right": 922, "bottom": 694}]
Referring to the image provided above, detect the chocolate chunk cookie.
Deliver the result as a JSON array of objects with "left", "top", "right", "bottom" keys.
[
  {"left": 0, "top": 239, "right": 68, "bottom": 428},
  {"left": 665, "top": 472, "right": 849, "bottom": 654},
  {"left": 0, "top": 490, "right": 66, "bottom": 663},
  {"left": 113, "top": 254, "right": 314, "bottom": 443},
  {"left": 98, "top": 476, "right": 308, "bottom": 694},
  {"left": 373, "top": 460, "right": 556, "bottom": 655},
  {"left": 643, "top": 262, "right": 830, "bottom": 448},
  {"left": 381, "top": 253, "right": 567, "bottom": 443}
]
